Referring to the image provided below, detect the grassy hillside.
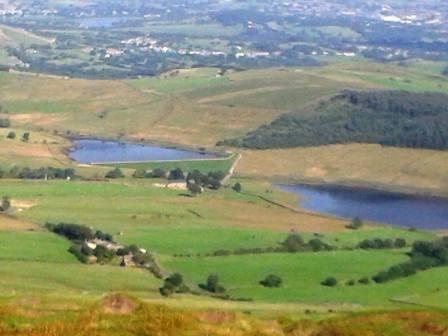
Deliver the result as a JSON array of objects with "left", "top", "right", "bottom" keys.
[
  {"left": 221, "top": 90, "right": 448, "bottom": 150},
  {"left": 3, "top": 294, "right": 448, "bottom": 336},
  {"left": 0, "top": 178, "right": 439, "bottom": 308}
]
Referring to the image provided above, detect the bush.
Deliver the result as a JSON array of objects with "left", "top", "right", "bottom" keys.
[
  {"left": 6, "top": 131, "right": 16, "bottom": 139},
  {"left": 281, "top": 233, "right": 306, "bottom": 252},
  {"left": 358, "top": 277, "right": 370, "bottom": 285},
  {"left": 168, "top": 168, "right": 185, "bottom": 180},
  {"left": 132, "top": 251, "right": 153, "bottom": 266},
  {"left": 394, "top": 238, "right": 407, "bottom": 248},
  {"left": 200, "top": 274, "right": 226, "bottom": 293},
  {"left": 7, "top": 166, "right": 76, "bottom": 180},
  {"left": 232, "top": 182, "right": 242, "bottom": 192},
  {"left": 159, "top": 273, "right": 187, "bottom": 297},
  {"left": 321, "top": 277, "right": 337, "bottom": 287},
  {"left": 48, "top": 222, "right": 94, "bottom": 241},
  {"left": 151, "top": 168, "right": 167, "bottom": 178},
  {"left": 260, "top": 274, "right": 282, "bottom": 288},
  {"left": 132, "top": 169, "right": 147, "bottom": 178},
  {"left": 346, "top": 217, "right": 363, "bottom": 230},
  {"left": 116, "top": 246, "right": 131, "bottom": 256},
  {"left": 187, "top": 182, "right": 202, "bottom": 196},
  {"left": 346, "top": 280, "right": 356, "bottom": 286},
  {"left": 95, "top": 230, "right": 113, "bottom": 242},
  {"left": 0, "top": 196, "right": 11, "bottom": 212},
  {"left": 0, "top": 118, "right": 10, "bottom": 128},
  {"left": 105, "top": 168, "right": 124, "bottom": 179},
  {"left": 94, "top": 245, "right": 115, "bottom": 263},
  {"left": 308, "top": 238, "right": 332, "bottom": 252},
  {"left": 68, "top": 244, "right": 88, "bottom": 263},
  {"left": 21, "top": 132, "right": 30, "bottom": 142}
]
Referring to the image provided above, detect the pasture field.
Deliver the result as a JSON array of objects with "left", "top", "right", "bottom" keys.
[
  {"left": 105, "top": 151, "right": 237, "bottom": 175},
  {"left": 0, "top": 178, "right": 439, "bottom": 309}
]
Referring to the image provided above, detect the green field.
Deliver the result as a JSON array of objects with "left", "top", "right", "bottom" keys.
[
  {"left": 0, "top": 178, "right": 440, "bottom": 308},
  {"left": 106, "top": 154, "right": 237, "bottom": 174},
  {"left": 1, "top": 58, "right": 448, "bottom": 330}
]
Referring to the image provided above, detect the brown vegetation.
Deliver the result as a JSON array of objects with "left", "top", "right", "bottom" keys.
[{"left": 2, "top": 295, "right": 448, "bottom": 336}]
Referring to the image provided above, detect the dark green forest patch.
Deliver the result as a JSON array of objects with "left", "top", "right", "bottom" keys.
[{"left": 219, "top": 90, "right": 448, "bottom": 150}]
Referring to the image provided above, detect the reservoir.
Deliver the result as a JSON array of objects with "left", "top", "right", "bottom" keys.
[
  {"left": 69, "top": 139, "right": 219, "bottom": 164},
  {"left": 278, "top": 184, "right": 448, "bottom": 229}
]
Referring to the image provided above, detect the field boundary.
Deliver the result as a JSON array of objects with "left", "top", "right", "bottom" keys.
[{"left": 91, "top": 153, "right": 237, "bottom": 166}]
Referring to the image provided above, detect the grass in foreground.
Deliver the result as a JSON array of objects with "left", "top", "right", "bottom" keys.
[{"left": 2, "top": 293, "right": 448, "bottom": 336}]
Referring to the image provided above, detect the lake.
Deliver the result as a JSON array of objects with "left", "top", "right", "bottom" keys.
[
  {"left": 69, "top": 139, "right": 219, "bottom": 164},
  {"left": 278, "top": 184, "right": 448, "bottom": 229}
]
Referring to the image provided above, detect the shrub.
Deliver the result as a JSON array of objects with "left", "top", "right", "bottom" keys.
[
  {"left": 358, "top": 277, "right": 370, "bottom": 285},
  {"left": 260, "top": 274, "right": 283, "bottom": 288},
  {"left": 308, "top": 238, "right": 332, "bottom": 252},
  {"left": 7, "top": 167, "right": 76, "bottom": 180},
  {"left": 105, "top": 168, "right": 124, "bottom": 179},
  {"left": 6, "top": 131, "right": 16, "bottom": 139},
  {"left": 151, "top": 168, "right": 167, "bottom": 178},
  {"left": 346, "top": 217, "right": 363, "bottom": 230},
  {"left": 321, "top": 277, "right": 337, "bottom": 287},
  {"left": 21, "top": 132, "right": 30, "bottom": 142},
  {"left": 0, "top": 118, "right": 10, "bottom": 128},
  {"left": 168, "top": 168, "right": 185, "bottom": 180},
  {"left": 132, "top": 169, "right": 147, "bottom": 178},
  {"left": 187, "top": 182, "right": 202, "bottom": 196},
  {"left": 200, "top": 274, "right": 226, "bottom": 293},
  {"left": 80, "top": 242, "right": 94, "bottom": 256},
  {"left": 159, "top": 273, "right": 187, "bottom": 297},
  {"left": 94, "top": 245, "right": 115, "bottom": 263},
  {"left": 95, "top": 230, "right": 113, "bottom": 242},
  {"left": 346, "top": 280, "right": 356, "bottom": 286},
  {"left": 132, "top": 251, "right": 153, "bottom": 266},
  {"left": 48, "top": 223, "right": 94, "bottom": 241},
  {"left": 0, "top": 196, "right": 11, "bottom": 212},
  {"left": 394, "top": 238, "right": 407, "bottom": 248},
  {"left": 116, "top": 246, "right": 131, "bottom": 256},
  {"left": 68, "top": 244, "right": 88, "bottom": 263},
  {"left": 232, "top": 182, "right": 242, "bottom": 192},
  {"left": 281, "top": 233, "right": 306, "bottom": 252}
]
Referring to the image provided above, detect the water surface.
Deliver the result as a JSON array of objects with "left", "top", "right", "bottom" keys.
[
  {"left": 278, "top": 184, "right": 448, "bottom": 229},
  {"left": 69, "top": 139, "right": 218, "bottom": 163}
]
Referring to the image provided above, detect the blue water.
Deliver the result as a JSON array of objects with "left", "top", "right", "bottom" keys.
[
  {"left": 278, "top": 184, "right": 448, "bottom": 229},
  {"left": 69, "top": 139, "right": 218, "bottom": 163}
]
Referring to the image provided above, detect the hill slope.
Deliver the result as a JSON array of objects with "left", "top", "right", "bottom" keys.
[{"left": 220, "top": 90, "right": 448, "bottom": 150}]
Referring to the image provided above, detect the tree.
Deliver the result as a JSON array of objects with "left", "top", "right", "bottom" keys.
[
  {"left": 394, "top": 238, "right": 407, "bottom": 248},
  {"left": 6, "top": 131, "right": 16, "bottom": 139},
  {"left": 159, "top": 273, "right": 187, "bottom": 297},
  {"left": 187, "top": 181, "right": 202, "bottom": 196},
  {"left": 260, "top": 274, "right": 282, "bottom": 288},
  {"left": 281, "top": 233, "right": 306, "bottom": 252},
  {"left": 232, "top": 182, "right": 242, "bottom": 192},
  {"left": 168, "top": 168, "right": 185, "bottom": 180},
  {"left": 132, "top": 169, "right": 147, "bottom": 178},
  {"left": 0, "top": 196, "right": 11, "bottom": 212},
  {"left": 151, "top": 168, "right": 166, "bottom": 178},
  {"left": 21, "top": 132, "right": 30, "bottom": 142},
  {"left": 105, "top": 168, "right": 124, "bottom": 179},
  {"left": 321, "top": 277, "right": 337, "bottom": 287},
  {"left": 358, "top": 277, "right": 370, "bottom": 285},
  {"left": 200, "top": 274, "right": 226, "bottom": 293},
  {"left": 0, "top": 118, "right": 10, "bottom": 128},
  {"left": 346, "top": 217, "right": 363, "bottom": 230}
]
